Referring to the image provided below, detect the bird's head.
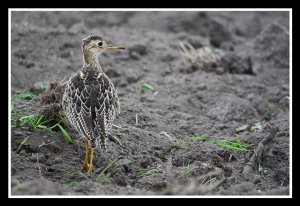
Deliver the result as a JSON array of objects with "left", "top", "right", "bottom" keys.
[{"left": 81, "top": 35, "right": 125, "bottom": 55}]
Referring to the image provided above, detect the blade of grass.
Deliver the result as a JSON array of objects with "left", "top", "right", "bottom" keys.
[
  {"left": 17, "top": 91, "right": 37, "bottom": 100},
  {"left": 217, "top": 140, "right": 248, "bottom": 151},
  {"left": 56, "top": 123, "right": 73, "bottom": 143},
  {"left": 16, "top": 136, "right": 29, "bottom": 153},
  {"left": 190, "top": 134, "right": 212, "bottom": 142},
  {"left": 138, "top": 167, "right": 164, "bottom": 177},
  {"left": 79, "top": 172, "right": 90, "bottom": 180},
  {"left": 96, "top": 156, "right": 121, "bottom": 182},
  {"left": 140, "top": 83, "right": 154, "bottom": 93}
]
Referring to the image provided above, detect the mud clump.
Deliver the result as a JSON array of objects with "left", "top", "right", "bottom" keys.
[{"left": 36, "top": 77, "right": 66, "bottom": 121}]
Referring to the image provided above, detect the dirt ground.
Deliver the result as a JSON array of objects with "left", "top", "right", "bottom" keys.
[{"left": 10, "top": 11, "right": 290, "bottom": 196}]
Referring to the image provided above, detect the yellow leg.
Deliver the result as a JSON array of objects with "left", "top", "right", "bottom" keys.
[
  {"left": 81, "top": 141, "right": 90, "bottom": 173},
  {"left": 87, "top": 148, "right": 94, "bottom": 173}
]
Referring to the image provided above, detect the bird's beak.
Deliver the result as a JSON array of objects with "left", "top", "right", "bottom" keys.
[{"left": 105, "top": 44, "right": 125, "bottom": 50}]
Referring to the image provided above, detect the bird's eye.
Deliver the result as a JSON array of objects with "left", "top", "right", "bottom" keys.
[{"left": 98, "top": 42, "right": 103, "bottom": 46}]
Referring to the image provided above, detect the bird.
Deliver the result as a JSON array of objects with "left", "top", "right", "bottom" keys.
[{"left": 62, "top": 35, "right": 125, "bottom": 173}]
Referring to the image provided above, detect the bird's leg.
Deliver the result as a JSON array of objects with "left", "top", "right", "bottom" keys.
[
  {"left": 81, "top": 141, "right": 90, "bottom": 173},
  {"left": 87, "top": 148, "right": 95, "bottom": 173}
]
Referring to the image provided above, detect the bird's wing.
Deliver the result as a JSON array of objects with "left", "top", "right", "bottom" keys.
[
  {"left": 94, "top": 73, "right": 120, "bottom": 135},
  {"left": 63, "top": 69, "right": 119, "bottom": 143},
  {"left": 63, "top": 70, "right": 95, "bottom": 140}
]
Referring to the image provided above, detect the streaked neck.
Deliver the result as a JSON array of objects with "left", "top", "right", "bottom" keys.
[{"left": 83, "top": 51, "right": 102, "bottom": 71}]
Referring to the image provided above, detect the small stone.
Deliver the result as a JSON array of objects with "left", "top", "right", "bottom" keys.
[
  {"left": 53, "top": 157, "right": 63, "bottom": 164},
  {"left": 19, "top": 150, "right": 27, "bottom": 156},
  {"left": 129, "top": 44, "right": 147, "bottom": 56},
  {"left": 254, "top": 176, "right": 261, "bottom": 184},
  {"left": 220, "top": 41, "right": 234, "bottom": 51},
  {"left": 13, "top": 131, "right": 25, "bottom": 137},
  {"left": 129, "top": 51, "right": 140, "bottom": 60},
  {"left": 29, "top": 154, "right": 38, "bottom": 162},
  {"left": 197, "top": 84, "right": 207, "bottom": 90},
  {"left": 32, "top": 81, "right": 47, "bottom": 92},
  {"left": 216, "top": 67, "right": 225, "bottom": 75},
  {"left": 113, "top": 175, "right": 127, "bottom": 186},
  {"left": 152, "top": 145, "right": 162, "bottom": 150},
  {"left": 140, "top": 156, "right": 152, "bottom": 168},
  {"left": 218, "top": 124, "right": 227, "bottom": 130}
]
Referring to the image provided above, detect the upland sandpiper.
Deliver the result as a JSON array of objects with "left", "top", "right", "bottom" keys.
[{"left": 62, "top": 35, "right": 124, "bottom": 173}]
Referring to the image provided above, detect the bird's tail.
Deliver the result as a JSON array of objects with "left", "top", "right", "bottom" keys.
[{"left": 93, "top": 117, "right": 107, "bottom": 150}]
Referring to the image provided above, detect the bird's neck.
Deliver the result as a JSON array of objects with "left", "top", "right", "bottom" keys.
[{"left": 83, "top": 51, "right": 103, "bottom": 72}]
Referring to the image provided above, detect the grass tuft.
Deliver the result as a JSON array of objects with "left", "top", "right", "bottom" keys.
[
  {"left": 190, "top": 134, "right": 212, "bottom": 142},
  {"left": 16, "top": 115, "right": 49, "bottom": 130},
  {"left": 96, "top": 156, "right": 121, "bottom": 183},
  {"left": 139, "top": 83, "right": 154, "bottom": 93},
  {"left": 17, "top": 91, "right": 37, "bottom": 100},
  {"left": 266, "top": 103, "right": 282, "bottom": 119},
  {"left": 11, "top": 183, "right": 28, "bottom": 193},
  {"left": 16, "top": 114, "right": 73, "bottom": 143},
  {"left": 170, "top": 139, "right": 181, "bottom": 149},
  {"left": 66, "top": 181, "right": 77, "bottom": 188},
  {"left": 178, "top": 162, "right": 195, "bottom": 179},
  {"left": 138, "top": 166, "right": 164, "bottom": 177},
  {"left": 51, "top": 122, "right": 73, "bottom": 143},
  {"left": 217, "top": 134, "right": 249, "bottom": 152}
]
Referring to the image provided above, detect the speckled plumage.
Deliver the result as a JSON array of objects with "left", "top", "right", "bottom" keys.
[
  {"left": 62, "top": 67, "right": 120, "bottom": 149},
  {"left": 61, "top": 35, "right": 124, "bottom": 173}
]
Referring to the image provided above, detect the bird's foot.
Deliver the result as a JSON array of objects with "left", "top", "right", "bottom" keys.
[
  {"left": 87, "top": 166, "right": 93, "bottom": 174},
  {"left": 81, "top": 164, "right": 90, "bottom": 173}
]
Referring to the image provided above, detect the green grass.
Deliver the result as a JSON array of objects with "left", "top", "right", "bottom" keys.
[
  {"left": 16, "top": 115, "right": 49, "bottom": 130},
  {"left": 203, "top": 177, "right": 217, "bottom": 188},
  {"left": 16, "top": 114, "right": 73, "bottom": 143},
  {"left": 190, "top": 134, "right": 212, "bottom": 142},
  {"left": 17, "top": 91, "right": 37, "bottom": 100},
  {"left": 217, "top": 134, "right": 249, "bottom": 152},
  {"left": 178, "top": 163, "right": 194, "bottom": 178},
  {"left": 11, "top": 65, "right": 22, "bottom": 76},
  {"left": 79, "top": 172, "right": 90, "bottom": 181},
  {"left": 96, "top": 156, "right": 121, "bottom": 183},
  {"left": 170, "top": 139, "right": 181, "bottom": 149},
  {"left": 189, "top": 133, "right": 250, "bottom": 153},
  {"left": 266, "top": 103, "right": 282, "bottom": 119},
  {"left": 51, "top": 121, "right": 73, "bottom": 143},
  {"left": 139, "top": 83, "right": 154, "bottom": 93},
  {"left": 11, "top": 183, "right": 28, "bottom": 193},
  {"left": 66, "top": 181, "right": 77, "bottom": 188},
  {"left": 137, "top": 167, "right": 164, "bottom": 177},
  {"left": 12, "top": 90, "right": 73, "bottom": 143}
]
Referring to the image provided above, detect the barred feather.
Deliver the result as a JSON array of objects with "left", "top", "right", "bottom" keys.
[{"left": 62, "top": 67, "right": 120, "bottom": 149}]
